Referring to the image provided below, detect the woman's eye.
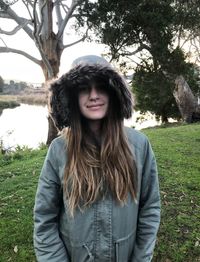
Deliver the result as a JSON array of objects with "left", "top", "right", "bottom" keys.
[
  {"left": 79, "top": 86, "right": 90, "bottom": 94},
  {"left": 97, "top": 87, "right": 108, "bottom": 95},
  {"left": 95, "top": 84, "right": 107, "bottom": 93}
]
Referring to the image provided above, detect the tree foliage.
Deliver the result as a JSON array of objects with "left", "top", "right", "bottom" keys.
[
  {"left": 132, "top": 56, "right": 200, "bottom": 122},
  {"left": 132, "top": 66, "right": 179, "bottom": 122},
  {"left": 80, "top": 0, "right": 173, "bottom": 60},
  {"left": 79, "top": 0, "right": 200, "bottom": 121}
]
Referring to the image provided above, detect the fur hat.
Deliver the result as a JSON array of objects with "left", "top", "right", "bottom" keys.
[{"left": 49, "top": 55, "right": 133, "bottom": 131}]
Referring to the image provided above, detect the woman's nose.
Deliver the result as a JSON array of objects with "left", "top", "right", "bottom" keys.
[{"left": 89, "top": 87, "right": 99, "bottom": 100}]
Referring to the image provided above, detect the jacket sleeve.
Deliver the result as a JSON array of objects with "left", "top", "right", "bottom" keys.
[
  {"left": 33, "top": 140, "right": 70, "bottom": 262},
  {"left": 131, "top": 138, "right": 161, "bottom": 262}
]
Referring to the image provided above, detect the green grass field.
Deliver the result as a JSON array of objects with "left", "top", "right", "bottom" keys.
[{"left": 0, "top": 124, "right": 200, "bottom": 261}]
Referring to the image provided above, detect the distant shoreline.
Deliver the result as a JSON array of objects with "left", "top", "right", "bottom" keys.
[{"left": 0, "top": 89, "right": 47, "bottom": 106}]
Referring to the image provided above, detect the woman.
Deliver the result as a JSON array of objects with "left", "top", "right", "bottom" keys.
[{"left": 34, "top": 55, "right": 160, "bottom": 262}]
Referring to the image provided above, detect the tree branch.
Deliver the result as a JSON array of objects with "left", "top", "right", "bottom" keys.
[
  {"left": 0, "top": 20, "right": 30, "bottom": 35},
  {"left": 0, "top": 12, "right": 11, "bottom": 18},
  {"left": 190, "top": 37, "right": 200, "bottom": 59},
  {"left": 54, "top": 0, "right": 63, "bottom": 27},
  {"left": 0, "top": 12, "right": 31, "bottom": 24},
  {"left": 120, "top": 44, "right": 151, "bottom": 56},
  {"left": 126, "top": 55, "right": 143, "bottom": 67},
  {"left": 22, "top": 0, "right": 34, "bottom": 21},
  {"left": 57, "top": 0, "right": 80, "bottom": 39},
  {"left": 63, "top": 29, "right": 88, "bottom": 49},
  {"left": 0, "top": 46, "right": 41, "bottom": 65},
  {"left": 0, "top": 36, "right": 7, "bottom": 46},
  {"left": 0, "top": 0, "right": 34, "bottom": 39}
]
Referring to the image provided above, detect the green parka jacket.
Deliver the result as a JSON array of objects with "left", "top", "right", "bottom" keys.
[{"left": 34, "top": 127, "right": 160, "bottom": 262}]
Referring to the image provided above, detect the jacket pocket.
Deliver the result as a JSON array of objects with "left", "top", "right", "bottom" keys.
[{"left": 115, "top": 230, "right": 136, "bottom": 262}]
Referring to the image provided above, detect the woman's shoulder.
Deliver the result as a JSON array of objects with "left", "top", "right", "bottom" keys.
[
  {"left": 46, "top": 134, "right": 67, "bottom": 169},
  {"left": 51, "top": 134, "right": 66, "bottom": 145},
  {"left": 49, "top": 134, "right": 67, "bottom": 153},
  {"left": 124, "top": 126, "right": 149, "bottom": 149}
]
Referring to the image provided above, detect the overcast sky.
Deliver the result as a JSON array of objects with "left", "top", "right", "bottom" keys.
[{"left": 0, "top": 39, "right": 105, "bottom": 84}]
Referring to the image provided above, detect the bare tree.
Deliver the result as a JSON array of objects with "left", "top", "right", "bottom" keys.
[{"left": 0, "top": 0, "right": 88, "bottom": 144}]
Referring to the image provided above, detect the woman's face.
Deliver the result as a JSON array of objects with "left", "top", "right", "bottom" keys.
[{"left": 78, "top": 85, "right": 109, "bottom": 122}]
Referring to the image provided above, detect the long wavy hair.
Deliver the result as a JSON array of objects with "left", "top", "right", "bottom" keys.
[{"left": 63, "top": 80, "right": 137, "bottom": 216}]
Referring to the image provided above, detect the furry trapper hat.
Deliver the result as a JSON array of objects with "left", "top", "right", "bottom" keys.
[{"left": 49, "top": 55, "right": 133, "bottom": 131}]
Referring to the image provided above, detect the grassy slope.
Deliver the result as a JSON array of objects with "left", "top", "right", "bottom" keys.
[
  {"left": 0, "top": 124, "right": 200, "bottom": 261},
  {"left": 144, "top": 124, "right": 200, "bottom": 262},
  {"left": 146, "top": 124, "right": 200, "bottom": 261}
]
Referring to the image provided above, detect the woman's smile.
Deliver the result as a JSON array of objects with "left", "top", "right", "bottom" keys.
[
  {"left": 79, "top": 86, "right": 109, "bottom": 121},
  {"left": 86, "top": 103, "right": 105, "bottom": 109}
]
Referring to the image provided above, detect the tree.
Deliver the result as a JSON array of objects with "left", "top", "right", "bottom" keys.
[
  {"left": 79, "top": 0, "right": 174, "bottom": 60},
  {"left": 79, "top": 0, "right": 200, "bottom": 122},
  {"left": 173, "top": 0, "right": 200, "bottom": 59},
  {"left": 132, "top": 57, "right": 200, "bottom": 122},
  {"left": 18, "top": 81, "right": 28, "bottom": 90},
  {"left": 0, "top": 75, "right": 4, "bottom": 92},
  {"left": 132, "top": 64, "right": 180, "bottom": 123},
  {"left": 0, "top": 0, "right": 88, "bottom": 144}
]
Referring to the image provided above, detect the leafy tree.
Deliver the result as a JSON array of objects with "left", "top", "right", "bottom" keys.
[
  {"left": 0, "top": 75, "right": 4, "bottom": 92},
  {"left": 132, "top": 66, "right": 179, "bottom": 123},
  {"left": 19, "top": 81, "right": 28, "bottom": 90},
  {"left": 132, "top": 58, "right": 200, "bottom": 122},
  {"left": 132, "top": 46, "right": 200, "bottom": 122},
  {"left": 79, "top": 0, "right": 200, "bottom": 121},
  {"left": 0, "top": 0, "right": 89, "bottom": 144},
  {"left": 79, "top": 0, "right": 174, "bottom": 60}
]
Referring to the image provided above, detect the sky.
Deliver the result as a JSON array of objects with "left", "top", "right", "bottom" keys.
[
  {"left": 0, "top": 40, "right": 106, "bottom": 84},
  {"left": 0, "top": 23, "right": 106, "bottom": 84}
]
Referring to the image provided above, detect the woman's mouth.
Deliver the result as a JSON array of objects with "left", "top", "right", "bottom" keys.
[{"left": 87, "top": 104, "right": 104, "bottom": 109}]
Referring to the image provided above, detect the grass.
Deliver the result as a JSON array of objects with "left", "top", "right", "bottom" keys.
[
  {"left": 143, "top": 123, "right": 200, "bottom": 262},
  {"left": 18, "top": 95, "right": 46, "bottom": 105},
  {"left": 0, "top": 123, "right": 200, "bottom": 261},
  {"left": 0, "top": 95, "right": 18, "bottom": 102},
  {"left": 0, "top": 146, "right": 47, "bottom": 262},
  {"left": 0, "top": 99, "right": 20, "bottom": 111}
]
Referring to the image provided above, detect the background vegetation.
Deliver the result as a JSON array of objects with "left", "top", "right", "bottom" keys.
[
  {"left": 1, "top": 0, "right": 200, "bottom": 127},
  {"left": 0, "top": 124, "right": 199, "bottom": 262}
]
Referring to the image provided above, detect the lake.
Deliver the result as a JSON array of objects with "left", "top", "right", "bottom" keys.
[
  {"left": 0, "top": 104, "right": 48, "bottom": 150},
  {"left": 0, "top": 103, "right": 162, "bottom": 150}
]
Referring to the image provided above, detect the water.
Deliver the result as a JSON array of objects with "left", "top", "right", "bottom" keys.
[
  {"left": 0, "top": 103, "right": 162, "bottom": 150},
  {"left": 0, "top": 104, "right": 48, "bottom": 150}
]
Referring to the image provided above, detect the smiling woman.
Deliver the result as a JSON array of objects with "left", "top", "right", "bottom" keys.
[
  {"left": 78, "top": 86, "right": 109, "bottom": 134},
  {"left": 33, "top": 55, "right": 160, "bottom": 262}
]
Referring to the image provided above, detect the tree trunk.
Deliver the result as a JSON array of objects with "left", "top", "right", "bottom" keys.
[
  {"left": 173, "top": 75, "right": 200, "bottom": 123},
  {"left": 46, "top": 115, "right": 59, "bottom": 146},
  {"left": 161, "top": 115, "right": 168, "bottom": 123},
  {"left": 40, "top": 35, "right": 63, "bottom": 145}
]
